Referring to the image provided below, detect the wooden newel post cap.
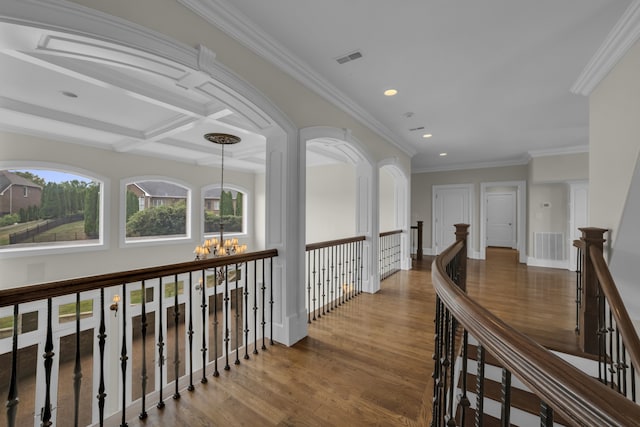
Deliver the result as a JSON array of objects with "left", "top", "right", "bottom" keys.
[
  {"left": 579, "top": 227, "right": 607, "bottom": 245},
  {"left": 454, "top": 224, "right": 470, "bottom": 241}
]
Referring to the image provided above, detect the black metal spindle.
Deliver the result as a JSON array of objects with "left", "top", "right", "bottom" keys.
[
  {"left": 270, "top": 257, "right": 274, "bottom": 346},
  {"left": 173, "top": 275, "right": 181, "bottom": 399},
  {"left": 575, "top": 246, "right": 582, "bottom": 332},
  {"left": 41, "top": 298, "right": 54, "bottom": 427},
  {"left": 224, "top": 265, "right": 231, "bottom": 371},
  {"left": 7, "top": 305, "right": 19, "bottom": 427},
  {"left": 447, "top": 317, "right": 457, "bottom": 426},
  {"left": 359, "top": 240, "right": 364, "bottom": 294},
  {"left": 330, "top": 245, "right": 335, "bottom": 310},
  {"left": 458, "top": 330, "right": 470, "bottom": 426},
  {"left": 307, "top": 251, "right": 312, "bottom": 323},
  {"left": 338, "top": 244, "right": 343, "bottom": 306},
  {"left": 476, "top": 344, "right": 485, "bottom": 427},
  {"left": 321, "top": 247, "right": 326, "bottom": 315},
  {"left": 616, "top": 328, "right": 622, "bottom": 393},
  {"left": 316, "top": 250, "right": 322, "bottom": 318},
  {"left": 261, "top": 259, "right": 267, "bottom": 351},
  {"left": 187, "top": 273, "right": 195, "bottom": 392},
  {"left": 345, "top": 242, "right": 351, "bottom": 300},
  {"left": 244, "top": 261, "right": 250, "bottom": 360},
  {"left": 235, "top": 263, "right": 241, "bottom": 365},
  {"left": 608, "top": 308, "right": 616, "bottom": 388},
  {"left": 431, "top": 297, "right": 442, "bottom": 427},
  {"left": 200, "top": 271, "right": 208, "bottom": 383},
  {"left": 440, "top": 308, "right": 451, "bottom": 425},
  {"left": 73, "top": 293, "right": 82, "bottom": 427},
  {"left": 120, "top": 285, "right": 129, "bottom": 427},
  {"left": 540, "top": 401, "right": 553, "bottom": 426},
  {"left": 631, "top": 363, "right": 636, "bottom": 402},
  {"left": 157, "top": 278, "right": 165, "bottom": 409},
  {"left": 97, "top": 289, "right": 107, "bottom": 425},
  {"left": 500, "top": 369, "right": 511, "bottom": 427},
  {"left": 213, "top": 268, "right": 220, "bottom": 377},
  {"left": 139, "top": 281, "right": 148, "bottom": 419},
  {"left": 253, "top": 260, "right": 258, "bottom": 355},
  {"left": 312, "top": 249, "right": 317, "bottom": 321}
]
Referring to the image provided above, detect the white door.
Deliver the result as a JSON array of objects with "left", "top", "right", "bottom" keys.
[
  {"left": 486, "top": 192, "right": 516, "bottom": 248},
  {"left": 569, "top": 182, "right": 589, "bottom": 271},
  {"left": 433, "top": 185, "right": 471, "bottom": 254}
]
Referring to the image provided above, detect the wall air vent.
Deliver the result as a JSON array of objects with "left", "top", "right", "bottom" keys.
[{"left": 336, "top": 50, "right": 363, "bottom": 65}]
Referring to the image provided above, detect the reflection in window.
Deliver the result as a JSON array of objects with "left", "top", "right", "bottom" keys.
[
  {"left": 0, "top": 169, "right": 100, "bottom": 248},
  {"left": 125, "top": 180, "right": 188, "bottom": 240},
  {"left": 203, "top": 187, "right": 245, "bottom": 234}
]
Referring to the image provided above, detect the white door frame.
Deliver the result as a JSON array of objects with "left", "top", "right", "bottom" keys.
[
  {"left": 480, "top": 181, "right": 527, "bottom": 263},
  {"left": 568, "top": 181, "right": 589, "bottom": 271},
  {"left": 432, "top": 184, "right": 474, "bottom": 255}
]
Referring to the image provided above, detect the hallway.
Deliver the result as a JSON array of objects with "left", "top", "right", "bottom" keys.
[{"left": 108, "top": 252, "right": 576, "bottom": 426}]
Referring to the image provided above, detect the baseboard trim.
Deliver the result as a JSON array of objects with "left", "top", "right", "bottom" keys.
[{"left": 526, "top": 257, "right": 569, "bottom": 270}]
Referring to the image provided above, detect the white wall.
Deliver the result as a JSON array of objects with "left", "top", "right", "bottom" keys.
[
  {"left": 528, "top": 183, "right": 569, "bottom": 259},
  {"left": 590, "top": 39, "right": 640, "bottom": 244},
  {"left": 306, "top": 163, "right": 356, "bottom": 243},
  {"left": 411, "top": 165, "right": 528, "bottom": 254},
  {"left": 379, "top": 167, "right": 395, "bottom": 232}
]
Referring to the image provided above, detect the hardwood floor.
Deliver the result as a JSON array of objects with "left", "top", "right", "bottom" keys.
[{"left": 112, "top": 249, "right": 578, "bottom": 426}]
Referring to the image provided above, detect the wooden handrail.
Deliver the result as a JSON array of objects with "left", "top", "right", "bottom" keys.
[
  {"left": 433, "top": 242, "right": 640, "bottom": 425},
  {"left": 305, "top": 235, "right": 366, "bottom": 251},
  {"left": 379, "top": 229, "right": 403, "bottom": 237},
  {"left": 589, "top": 244, "right": 640, "bottom": 373},
  {"left": 0, "top": 249, "right": 278, "bottom": 308}
]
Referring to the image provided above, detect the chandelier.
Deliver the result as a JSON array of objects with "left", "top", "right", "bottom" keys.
[{"left": 194, "top": 133, "right": 247, "bottom": 259}]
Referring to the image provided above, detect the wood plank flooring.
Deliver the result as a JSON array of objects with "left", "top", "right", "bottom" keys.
[{"left": 112, "top": 249, "right": 578, "bottom": 426}]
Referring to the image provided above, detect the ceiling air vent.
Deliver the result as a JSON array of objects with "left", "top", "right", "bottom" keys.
[
  {"left": 409, "top": 126, "right": 425, "bottom": 132},
  {"left": 336, "top": 50, "right": 363, "bottom": 65}
]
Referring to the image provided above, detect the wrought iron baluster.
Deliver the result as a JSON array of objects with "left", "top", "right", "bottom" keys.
[
  {"left": 447, "top": 316, "right": 457, "bottom": 426},
  {"left": 187, "top": 273, "right": 195, "bottom": 392},
  {"left": 120, "top": 284, "right": 129, "bottom": 427},
  {"left": 359, "top": 240, "right": 364, "bottom": 294},
  {"left": 316, "top": 250, "right": 322, "bottom": 317},
  {"left": 253, "top": 260, "right": 258, "bottom": 355},
  {"left": 597, "top": 287, "right": 606, "bottom": 384},
  {"left": 431, "top": 297, "right": 442, "bottom": 427},
  {"left": 345, "top": 242, "right": 351, "bottom": 300},
  {"left": 440, "top": 308, "right": 451, "bottom": 425},
  {"left": 608, "top": 308, "right": 616, "bottom": 388},
  {"left": 73, "top": 293, "right": 82, "bottom": 427},
  {"left": 244, "top": 261, "right": 250, "bottom": 360},
  {"left": 173, "top": 275, "right": 181, "bottom": 399},
  {"left": 224, "top": 265, "right": 231, "bottom": 371},
  {"left": 157, "top": 278, "right": 165, "bottom": 409},
  {"left": 235, "top": 263, "right": 241, "bottom": 365},
  {"left": 339, "top": 244, "right": 345, "bottom": 305},
  {"left": 139, "top": 281, "right": 148, "bottom": 419},
  {"left": 307, "top": 251, "right": 311, "bottom": 323},
  {"left": 213, "top": 268, "right": 220, "bottom": 377},
  {"left": 200, "top": 270, "right": 208, "bottom": 383},
  {"left": 540, "top": 401, "right": 553, "bottom": 427},
  {"left": 270, "top": 257, "right": 274, "bottom": 346},
  {"left": 475, "top": 344, "right": 485, "bottom": 427},
  {"left": 631, "top": 363, "right": 636, "bottom": 402},
  {"left": 7, "top": 305, "right": 19, "bottom": 427},
  {"left": 321, "top": 247, "right": 326, "bottom": 315},
  {"left": 312, "top": 249, "right": 317, "bottom": 321},
  {"left": 97, "top": 289, "right": 107, "bottom": 425},
  {"left": 458, "top": 330, "right": 470, "bottom": 426},
  {"left": 261, "top": 259, "right": 267, "bottom": 351},
  {"left": 41, "top": 298, "right": 54, "bottom": 427},
  {"left": 330, "top": 245, "right": 335, "bottom": 310},
  {"left": 616, "top": 328, "right": 622, "bottom": 393},
  {"left": 575, "top": 246, "right": 582, "bottom": 332},
  {"left": 500, "top": 369, "right": 511, "bottom": 427}
]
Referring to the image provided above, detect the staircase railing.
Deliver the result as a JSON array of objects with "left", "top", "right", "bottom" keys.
[
  {"left": 379, "top": 229, "right": 402, "bottom": 280},
  {"left": 0, "top": 249, "right": 277, "bottom": 427},
  {"left": 574, "top": 227, "right": 640, "bottom": 402},
  {"left": 432, "top": 224, "right": 640, "bottom": 426},
  {"left": 305, "top": 236, "right": 364, "bottom": 323}
]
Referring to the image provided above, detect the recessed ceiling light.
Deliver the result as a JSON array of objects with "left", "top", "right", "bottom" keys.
[
  {"left": 439, "top": 152, "right": 447, "bottom": 157},
  {"left": 61, "top": 91, "right": 78, "bottom": 98},
  {"left": 384, "top": 89, "right": 398, "bottom": 96},
  {"left": 422, "top": 134, "right": 433, "bottom": 139}
]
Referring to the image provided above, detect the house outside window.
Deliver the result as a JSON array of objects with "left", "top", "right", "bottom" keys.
[{"left": 203, "top": 186, "right": 246, "bottom": 235}]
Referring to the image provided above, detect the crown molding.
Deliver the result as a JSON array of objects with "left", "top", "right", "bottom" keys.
[
  {"left": 527, "top": 145, "right": 589, "bottom": 159},
  {"left": 571, "top": 0, "right": 640, "bottom": 96},
  {"left": 178, "top": 0, "right": 417, "bottom": 157},
  {"left": 412, "top": 157, "right": 530, "bottom": 174}
]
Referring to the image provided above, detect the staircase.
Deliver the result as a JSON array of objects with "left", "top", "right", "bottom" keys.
[{"left": 454, "top": 337, "right": 601, "bottom": 426}]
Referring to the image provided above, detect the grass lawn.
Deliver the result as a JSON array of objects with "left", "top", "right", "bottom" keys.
[{"left": 0, "top": 219, "right": 49, "bottom": 246}]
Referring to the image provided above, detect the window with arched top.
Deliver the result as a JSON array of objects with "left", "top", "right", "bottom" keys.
[
  {"left": 123, "top": 178, "right": 190, "bottom": 243},
  {"left": 202, "top": 185, "right": 247, "bottom": 236},
  {"left": 0, "top": 167, "right": 103, "bottom": 253}
]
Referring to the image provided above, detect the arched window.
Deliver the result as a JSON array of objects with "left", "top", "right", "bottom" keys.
[
  {"left": 0, "top": 167, "right": 103, "bottom": 253},
  {"left": 203, "top": 185, "right": 247, "bottom": 236},
  {"left": 123, "top": 178, "right": 190, "bottom": 243}
]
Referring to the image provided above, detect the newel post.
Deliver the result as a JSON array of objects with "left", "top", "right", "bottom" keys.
[
  {"left": 579, "top": 227, "right": 607, "bottom": 355},
  {"left": 455, "top": 224, "right": 469, "bottom": 292},
  {"left": 416, "top": 221, "right": 424, "bottom": 260}
]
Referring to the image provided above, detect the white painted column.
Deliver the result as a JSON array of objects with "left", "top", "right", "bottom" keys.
[{"left": 356, "top": 161, "right": 379, "bottom": 294}]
